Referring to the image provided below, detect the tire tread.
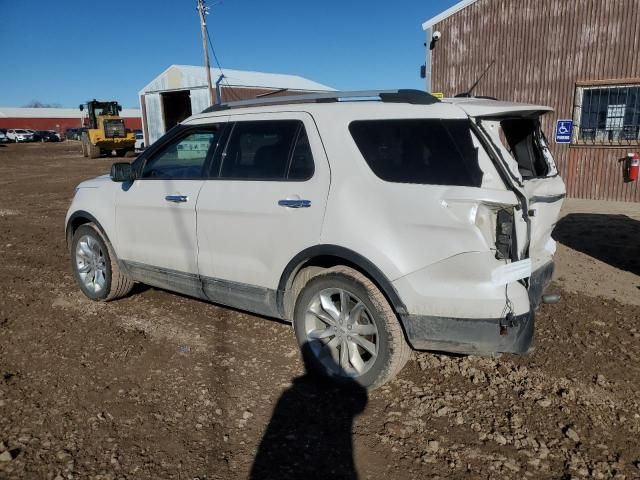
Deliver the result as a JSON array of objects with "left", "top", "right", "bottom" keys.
[
  {"left": 295, "top": 265, "right": 411, "bottom": 389},
  {"left": 77, "top": 223, "right": 134, "bottom": 301}
]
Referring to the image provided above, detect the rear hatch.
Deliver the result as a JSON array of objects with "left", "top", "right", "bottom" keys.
[{"left": 450, "top": 99, "right": 566, "bottom": 271}]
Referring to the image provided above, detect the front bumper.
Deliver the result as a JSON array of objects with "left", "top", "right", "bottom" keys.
[{"left": 400, "top": 262, "right": 554, "bottom": 355}]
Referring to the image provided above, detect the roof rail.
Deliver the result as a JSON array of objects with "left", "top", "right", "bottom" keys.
[{"left": 202, "top": 89, "right": 440, "bottom": 113}]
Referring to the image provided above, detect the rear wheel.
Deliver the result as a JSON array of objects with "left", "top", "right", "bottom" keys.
[
  {"left": 293, "top": 266, "right": 411, "bottom": 389},
  {"left": 88, "top": 141, "right": 100, "bottom": 159},
  {"left": 80, "top": 135, "right": 88, "bottom": 157},
  {"left": 70, "top": 223, "right": 134, "bottom": 301},
  {"left": 115, "top": 149, "right": 128, "bottom": 157}
]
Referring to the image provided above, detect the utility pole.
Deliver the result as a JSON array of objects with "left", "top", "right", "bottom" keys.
[{"left": 197, "top": 0, "right": 215, "bottom": 106}]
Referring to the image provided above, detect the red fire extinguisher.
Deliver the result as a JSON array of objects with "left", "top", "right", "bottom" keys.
[{"left": 622, "top": 153, "right": 639, "bottom": 182}]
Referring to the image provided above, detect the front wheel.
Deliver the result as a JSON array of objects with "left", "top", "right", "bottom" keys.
[
  {"left": 293, "top": 266, "right": 411, "bottom": 389},
  {"left": 70, "top": 223, "right": 134, "bottom": 301}
]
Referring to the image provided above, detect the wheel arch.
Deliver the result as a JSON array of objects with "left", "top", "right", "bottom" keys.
[
  {"left": 66, "top": 210, "right": 114, "bottom": 252},
  {"left": 277, "top": 245, "right": 407, "bottom": 320}
]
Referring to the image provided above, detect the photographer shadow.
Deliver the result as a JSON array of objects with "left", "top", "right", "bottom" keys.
[{"left": 249, "top": 341, "right": 368, "bottom": 480}]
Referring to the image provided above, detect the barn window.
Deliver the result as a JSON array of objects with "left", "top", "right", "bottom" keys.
[{"left": 573, "top": 83, "right": 640, "bottom": 145}]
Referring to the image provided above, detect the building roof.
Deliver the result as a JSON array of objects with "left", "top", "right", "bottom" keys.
[
  {"left": 0, "top": 107, "right": 141, "bottom": 118},
  {"left": 422, "top": 0, "right": 480, "bottom": 30},
  {"left": 140, "top": 65, "right": 335, "bottom": 95}
]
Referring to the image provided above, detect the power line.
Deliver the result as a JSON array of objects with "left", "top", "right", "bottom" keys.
[
  {"left": 204, "top": 27, "right": 239, "bottom": 102},
  {"left": 202, "top": 9, "right": 241, "bottom": 102}
]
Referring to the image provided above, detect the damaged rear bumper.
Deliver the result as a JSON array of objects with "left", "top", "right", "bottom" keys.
[{"left": 400, "top": 262, "right": 554, "bottom": 355}]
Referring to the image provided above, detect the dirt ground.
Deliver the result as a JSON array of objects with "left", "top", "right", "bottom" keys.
[{"left": 1, "top": 142, "right": 639, "bottom": 480}]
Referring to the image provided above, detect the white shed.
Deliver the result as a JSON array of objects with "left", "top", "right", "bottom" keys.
[{"left": 138, "top": 65, "right": 334, "bottom": 145}]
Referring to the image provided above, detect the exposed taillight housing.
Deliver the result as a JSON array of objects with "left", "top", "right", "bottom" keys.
[{"left": 495, "top": 209, "right": 514, "bottom": 260}]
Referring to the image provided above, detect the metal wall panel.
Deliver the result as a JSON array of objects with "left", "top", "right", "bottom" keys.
[
  {"left": 144, "top": 93, "right": 164, "bottom": 145},
  {"left": 430, "top": 0, "right": 640, "bottom": 202},
  {"left": 190, "top": 88, "right": 211, "bottom": 115},
  {"left": 142, "top": 87, "right": 308, "bottom": 146}
]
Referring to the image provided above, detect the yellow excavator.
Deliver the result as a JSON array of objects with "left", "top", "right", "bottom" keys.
[{"left": 79, "top": 99, "right": 135, "bottom": 158}]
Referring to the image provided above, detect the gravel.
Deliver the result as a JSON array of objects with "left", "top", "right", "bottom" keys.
[{"left": 1, "top": 143, "right": 639, "bottom": 479}]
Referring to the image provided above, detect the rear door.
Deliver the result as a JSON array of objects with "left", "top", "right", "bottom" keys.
[{"left": 195, "top": 112, "right": 330, "bottom": 315}]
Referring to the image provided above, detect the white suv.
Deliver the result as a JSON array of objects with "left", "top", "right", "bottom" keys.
[
  {"left": 6, "top": 129, "right": 34, "bottom": 142},
  {"left": 66, "top": 90, "right": 565, "bottom": 388}
]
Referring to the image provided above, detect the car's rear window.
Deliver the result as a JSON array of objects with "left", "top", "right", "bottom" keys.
[{"left": 349, "top": 119, "right": 483, "bottom": 187}]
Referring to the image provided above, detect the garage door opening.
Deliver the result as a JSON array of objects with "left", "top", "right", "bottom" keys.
[{"left": 162, "top": 91, "right": 192, "bottom": 130}]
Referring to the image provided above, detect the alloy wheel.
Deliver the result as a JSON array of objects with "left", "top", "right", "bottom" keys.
[
  {"left": 75, "top": 234, "right": 107, "bottom": 294},
  {"left": 303, "top": 288, "right": 379, "bottom": 377}
]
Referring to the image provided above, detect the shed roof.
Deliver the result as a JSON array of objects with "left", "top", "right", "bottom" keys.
[
  {"left": 139, "top": 65, "right": 335, "bottom": 95},
  {"left": 422, "top": 0, "right": 480, "bottom": 30},
  {"left": 0, "top": 107, "right": 141, "bottom": 118}
]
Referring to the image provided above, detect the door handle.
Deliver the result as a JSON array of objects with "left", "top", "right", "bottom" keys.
[
  {"left": 278, "top": 199, "right": 311, "bottom": 208},
  {"left": 165, "top": 195, "right": 188, "bottom": 203}
]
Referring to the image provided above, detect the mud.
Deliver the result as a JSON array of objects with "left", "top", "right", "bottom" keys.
[{"left": 1, "top": 142, "right": 639, "bottom": 479}]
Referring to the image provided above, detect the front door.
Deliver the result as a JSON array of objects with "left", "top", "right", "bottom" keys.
[
  {"left": 115, "top": 126, "right": 224, "bottom": 295},
  {"left": 196, "top": 113, "right": 330, "bottom": 315}
]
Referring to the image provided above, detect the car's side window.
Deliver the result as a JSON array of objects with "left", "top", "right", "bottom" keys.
[
  {"left": 349, "top": 119, "right": 483, "bottom": 187},
  {"left": 141, "top": 127, "right": 222, "bottom": 179},
  {"left": 218, "top": 120, "right": 314, "bottom": 181}
]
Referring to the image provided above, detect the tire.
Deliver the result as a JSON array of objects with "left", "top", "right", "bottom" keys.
[
  {"left": 81, "top": 136, "right": 88, "bottom": 157},
  {"left": 82, "top": 132, "right": 100, "bottom": 159},
  {"left": 88, "top": 142, "right": 101, "bottom": 159},
  {"left": 115, "top": 149, "right": 128, "bottom": 157},
  {"left": 293, "top": 266, "right": 411, "bottom": 389},
  {"left": 70, "top": 223, "right": 134, "bottom": 301}
]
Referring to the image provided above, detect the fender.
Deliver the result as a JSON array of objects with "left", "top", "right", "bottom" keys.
[
  {"left": 277, "top": 244, "right": 408, "bottom": 317},
  {"left": 66, "top": 210, "right": 110, "bottom": 247}
]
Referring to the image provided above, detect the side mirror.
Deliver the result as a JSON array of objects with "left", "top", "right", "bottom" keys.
[
  {"left": 79, "top": 104, "right": 84, "bottom": 111},
  {"left": 118, "top": 105, "right": 122, "bottom": 112},
  {"left": 110, "top": 162, "right": 135, "bottom": 182}
]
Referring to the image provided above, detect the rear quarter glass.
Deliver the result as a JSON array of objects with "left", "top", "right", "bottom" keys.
[{"left": 349, "top": 119, "right": 483, "bottom": 187}]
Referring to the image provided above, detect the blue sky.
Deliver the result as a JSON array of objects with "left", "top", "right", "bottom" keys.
[{"left": 0, "top": 0, "right": 456, "bottom": 108}]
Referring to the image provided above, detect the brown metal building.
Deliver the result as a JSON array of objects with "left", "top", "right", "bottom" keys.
[{"left": 422, "top": 0, "right": 640, "bottom": 202}]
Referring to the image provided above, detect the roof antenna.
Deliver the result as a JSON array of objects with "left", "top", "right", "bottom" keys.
[{"left": 455, "top": 59, "right": 496, "bottom": 98}]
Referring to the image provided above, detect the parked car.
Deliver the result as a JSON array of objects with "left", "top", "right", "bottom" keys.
[
  {"left": 65, "top": 128, "right": 80, "bottom": 140},
  {"left": 49, "top": 130, "right": 62, "bottom": 141},
  {"left": 134, "top": 131, "right": 145, "bottom": 152},
  {"left": 0, "top": 129, "right": 9, "bottom": 143},
  {"left": 6, "top": 129, "right": 34, "bottom": 142},
  {"left": 65, "top": 90, "right": 566, "bottom": 388},
  {"left": 25, "top": 129, "right": 38, "bottom": 141},
  {"left": 36, "top": 130, "right": 60, "bottom": 142}
]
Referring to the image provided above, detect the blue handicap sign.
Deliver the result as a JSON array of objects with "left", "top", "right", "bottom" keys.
[{"left": 555, "top": 119, "right": 573, "bottom": 143}]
